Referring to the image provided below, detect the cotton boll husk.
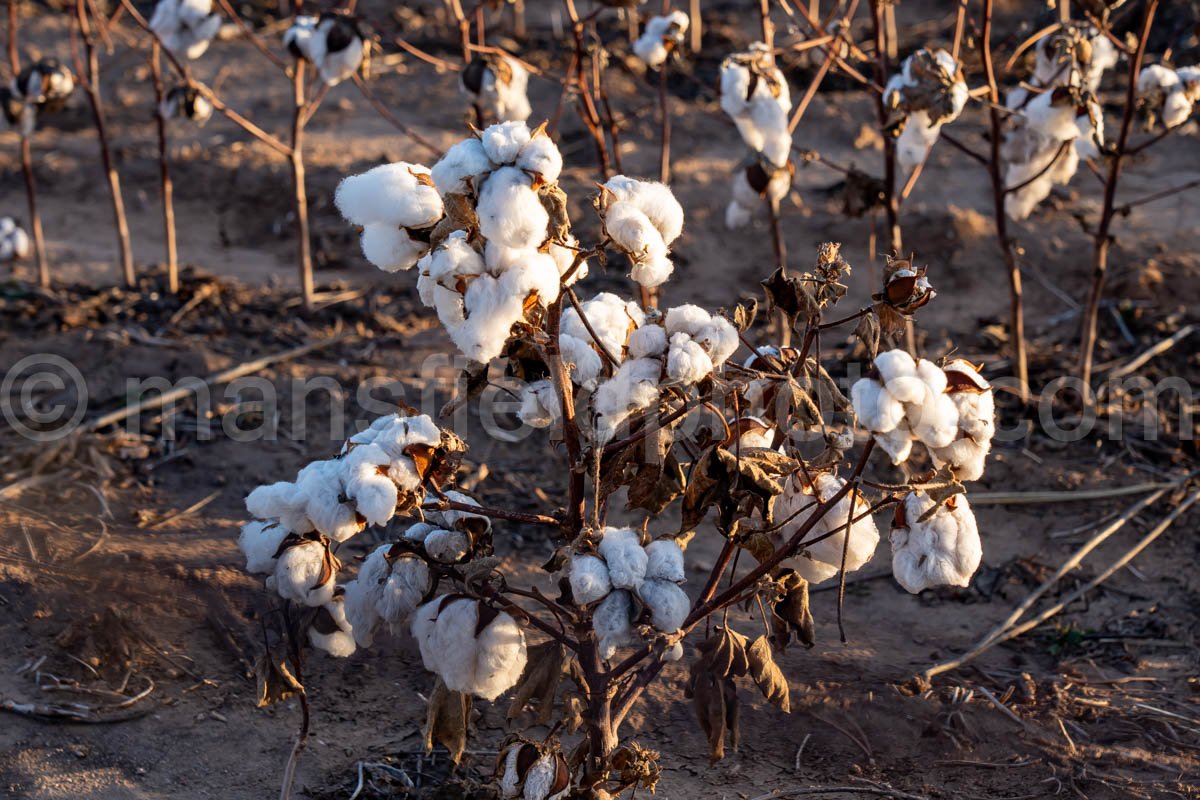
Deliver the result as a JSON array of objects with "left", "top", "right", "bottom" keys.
[
  {"left": 309, "top": 596, "right": 357, "bottom": 657},
  {"left": 890, "top": 492, "right": 982, "bottom": 593},
  {"left": 472, "top": 610, "right": 527, "bottom": 700},
  {"left": 694, "top": 317, "right": 739, "bottom": 366},
  {"left": 518, "top": 379, "right": 562, "bottom": 429},
  {"left": 431, "top": 137, "right": 495, "bottom": 195},
  {"left": 482, "top": 121, "right": 532, "bottom": 165},
  {"left": 430, "top": 598, "right": 482, "bottom": 693},
  {"left": 569, "top": 554, "right": 613, "bottom": 605},
  {"left": 666, "top": 332, "right": 714, "bottom": 385},
  {"left": 628, "top": 324, "right": 668, "bottom": 359},
  {"left": 335, "top": 163, "right": 443, "bottom": 228},
  {"left": 274, "top": 539, "right": 335, "bottom": 606},
  {"left": 776, "top": 474, "right": 880, "bottom": 585},
  {"left": 597, "top": 527, "right": 648, "bottom": 589},
  {"left": 360, "top": 224, "right": 425, "bottom": 273},
  {"left": 638, "top": 578, "right": 689, "bottom": 632},
  {"left": 644, "top": 539, "right": 685, "bottom": 582},
  {"left": 424, "top": 529, "right": 472, "bottom": 563},
  {"left": 342, "top": 443, "right": 399, "bottom": 526},
  {"left": 238, "top": 520, "right": 291, "bottom": 574},
  {"left": 515, "top": 134, "right": 563, "bottom": 183},
  {"left": 593, "top": 589, "right": 635, "bottom": 660},
  {"left": 477, "top": 167, "right": 550, "bottom": 250},
  {"left": 378, "top": 556, "right": 432, "bottom": 631}
]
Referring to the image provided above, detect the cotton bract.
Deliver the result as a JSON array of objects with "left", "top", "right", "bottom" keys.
[
  {"left": 890, "top": 492, "right": 982, "bottom": 593},
  {"left": 150, "top": 0, "right": 221, "bottom": 60},
  {"left": 412, "top": 596, "right": 528, "bottom": 700},
  {"left": 774, "top": 473, "right": 880, "bottom": 584}
]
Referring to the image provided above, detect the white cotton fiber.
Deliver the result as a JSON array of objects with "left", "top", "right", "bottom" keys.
[
  {"left": 477, "top": 166, "right": 550, "bottom": 250},
  {"left": 560, "top": 333, "right": 605, "bottom": 391},
  {"left": 309, "top": 595, "right": 357, "bottom": 657},
  {"left": 604, "top": 176, "right": 684, "bottom": 245},
  {"left": 377, "top": 556, "right": 432, "bottom": 631},
  {"left": 274, "top": 538, "right": 335, "bottom": 606},
  {"left": 592, "top": 358, "right": 663, "bottom": 442},
  {"left": 482, "top": 121, "right": 533, "bottom": 165},
  {"left": 666, "top": 332, "right": 713, "bottom": 385},
  {"left": 694, "top": 317, "right": 739, "bottom": 367},
  {"left": 637, "top": 578, "right": 689, "bottom": 632},
  {"left": 342, "top": 443, "right": 399, "bottom": 526},
  {"left": 569, "top": 553, "right": 613, "bottom": 605},
  {"left": 238, "top": 520, "right": 291, "bottom": 574},
  {"left": 431, "top": 137, "right": 495, "bottom": 195},
  {"left": 644, "top": 539, "right": 685, "bottom": 583},
  {"left": 597, "top": 527, "right": 648, "bottom": 589},
  {"left": 424, "top": 528, "right": 472, "bottom": 563},
  {"left": 664, "top": 304, "right": 711, "bottom": 337},
  {"left": 360, "top": 224, "right": 426, "bottom": 273},
  {"left": 628, "top": 324, "right": 668, "bottom": 359},
  {"left": 472, "top": 609, "right": 528, "bottom": 700},
  {"left": 776, "top": 474, "right": 880, "bottom": 585},
  {"left": 593, "top": 589, "right": 635, "bottom": 660},
  {"left": 519, "top": 379, "right": 562, "bottom": 429},
  {"left": 515, "top": 134, "right": 563, "bottom": 184},
  {"left": 890, "top": 492, "right": 981, "bottom": 593},
  {"left": 335, "top": 162, "right": 443, "bottom": 229}
]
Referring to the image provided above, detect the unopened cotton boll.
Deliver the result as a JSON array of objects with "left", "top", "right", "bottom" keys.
[
  {"left": 477, "top": 167, "right": 550, "bottom": 250},
  {"left": 238, "top": 520, "right": 292, "bottom": 574},
  {"left": 570, "top": 553, "right": 613, "bottom": 605},
  {"left": 336, "top": 163, "right": 444, "bottom": 229},
  {"left": 644, "top": 539, "right": 684, "bottom": 583},
  {"left": 891, "top": 492, "right": 981, "bottom": 593},
  {"left": 309, "top": 594, "right": 357, "bottom": 657},
  {"left": 666, "top": 332, "right": 713, "bottom": 385},
  {"left": 638, "top": 578, "right": 689, "bottom": 632},
  {"left": 518, "top": 379, "right": 562, "bottom": 429},
  {"left": 776, "top": 474, "right": 880, "bottom": 585},
  {"left": 431, "top": 137, "right": 496, "bottom": 195},
  {"left": 593, "top": 589, "right": 635, "bottom": 660},
  {"left": 597, "top": 527, "right": 648, "bottom": 589},
  {"left": 274, "top": 538, "right": 336, "bottom": 606}
]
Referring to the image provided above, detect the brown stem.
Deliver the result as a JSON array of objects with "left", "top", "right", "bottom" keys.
[
  {"left": 593, "top": 53, "right": 623, "bottom": 174},
  {"left": 788, "top": 38, "right": 836, "bottom": 133},
  {"left": 291, "top": 60, "right": 313, "bottom": 310},
  {"left": 74, "top": 0, "right": 134, "bottom": 288},
  {"left": 150, "top": 41, "right": 178, "bottom": 293},
  {"left": 867, "top": 0, "right": 900, "bottom": 252},
  {"left": 1078, "top": 0, "right": 1158, "bottom": 407},
  {"left": 420, "top": 499, "right": 561, "bottom": 527},
  {"left": 278, "top": 626, "right": 309, "bottom": 800},
  {"left": 658, "top": 64, "right": 670, "bottom": 184},
  {"left": 766, "top": 194, "right": 791, "bottom": 347},
  {"left": 982, "top": 0, "right": 1029, "bottom": 404},
  {"left": 544, "top": 295, "right": 585, "bottom": 540},
  {"left": 9, "top": 2, "right": 50, "bottom": 287}
]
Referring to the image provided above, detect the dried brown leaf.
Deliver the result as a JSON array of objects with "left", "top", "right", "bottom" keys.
[
  {"left": 746, "top": 635, "right": 791, "bottom": 712},
  {"left": 255, "top": 653, "right": 303, "bottom": 709},
  {"left": 424, "top": 678, "right": 472, "bottom": 765}
]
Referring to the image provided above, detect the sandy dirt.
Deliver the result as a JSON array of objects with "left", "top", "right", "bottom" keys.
[{"left": 1, "top": 1, "right": 1199, "bottom": 798}]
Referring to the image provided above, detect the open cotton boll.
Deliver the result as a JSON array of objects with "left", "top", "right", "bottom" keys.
[
  {"left": 335, "top": 163, "right": 444, "bottom": 229},
  {"left": 664, "top": 304, "right": 712, "bottom": 338},
  {"left": 1162, "top": 89, "right": 1195, "bottom": 128},
  {"left": 666, "top": 332, "right": 714, "bottom": 385},
  {"left": 424, "top": 529, "right": 472, "bottom": 563},
  {"left": 873, "top": 420, "right": 914, "bottom": 465},
  {"left": 560, "top": 333, "right": 606, "bottom": 391},
  {"left": 405, "top": 522, "right": 439, "bottom": 545},
  {"left": 891, "top": 492, "right": 981, "bottom": 593},
  {"left": 299, "top": 462, "right": 362, "bottom": 542},
  {"left": 342, "top": 546, "right": 389, "bottom": 646},
  {"left": 274, "top": 539, "right": 336, "bottom": 606},
  {"left": 569, "top": 553, "right": 613, "bottom": 605},
  {"left": 471, "top": 610, "right": 527, "bottom": 701},
  {"left": 496, "top": 248, "right": 562, "bottom": 308},
  {"left": 562, "top": 292, "right": 644, "bottom": 367},
  {"left": 515, "top": 134, "right": 563, "bottom": 184},
  {"left": 342, "top": 443, "right": 399, "bottom": 526},
  {"left": 519, "top": 379, "right": 562, "bottom": 429},
  {"left": 312, "top": 14, "right": 365, "bottom": 85},
  {"left": 592, "top": 358, "right": 663, "bottom": 443},
  {"left": 425, "top": 598, "right": 527, "bottom": 700},
  {"left": 851, "top": 378, "right": 904, "bottom": 434},
  {"left": 238, "top": 521, "right": 292, "bottom": 574},
  {"left": 633, "top": 12, "right": 688, "bottom": 68},
  {"left": 521, "top": 752, "right": 570, "bottom": 800},
  {"left": 378, "top": 556, "right": 432, "bottom": 631},
  {"left": 465, "top": 56, "right": 533, "bottom": 123},
  {"left": 638, "top": 578, "right": 689, "bottom": 632},
  {"left": 896, "top": 111, "right": 942, "bottom": 175},
  {"left": 246, "top": 480, "right": 306, "bottom": 522},
  {"left": 628, "top": 324, "right": 668, "bottom": 359},
  {"left": 644, "top": 539, "right": 684, "bottom": 583},
  {"left": 597, "top": 527, "right": 648, "bottom": 589},
  {"left": 309, "top": 594, "right": 357, "bottom": 657},
  {"left": 428, "top": 598, "right": 481, "bottom": 692},
  {"left": 694, "top": 317, "right": 739, "bottom": 367},
  {"left": 431, "top": 137, "right": 495, "bottom": 195},
  {"left": 477, "top": 167, "right": 550, "bottom": 250},
  {"left": 417, "top": 232, "right": 486, "bottom": 308},
  {"left": 450, "top": 274, "right": 526, "bottom": 362},
  {"left": 152, "top": 0, "right": 221, "bottom": 60},
  {"left": 594, "top": 589, "right": 635, "bottom": 660},
  {"left": 482, "top": 121, "right": 533, "bottom": 165},
  {"left": 603, "top": 176, "right": 685, "bottom": 245},
  {"left": 605, "top": 201, "right": 668, "bottom": 263},
  {"left": 360, "top": 224, "right": 425, "bottom": 273},
  {"left": 776, "top": 474, "right": 880, "bottom": 585}
]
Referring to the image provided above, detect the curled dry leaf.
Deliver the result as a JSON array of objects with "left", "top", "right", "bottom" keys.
[
  {"left": 255, "top": 652, "right": 303, "bottom": 709},
  {"left": 761, "top": 267, "right": 820, "bottom": 325},
  {"left": 771, "top": 570, "right": 815, "bottom": 649},
  {"left": 424, "top": 677, "right": 473, "bottom": 765},
  {"left": 611, "top": 742, "right": 662, "bottom": 793},
  {"left": 854, "top": 310, "right": 881, "bottom": 360},
  {"left": 732, "top": 298, "right": 758, "bottom": 332},
  {"left": 506, "top": 641, "right": 573, "bottom": 726},
  {"left": 746, "top": 635, "right": 791, "bottom": 712}
]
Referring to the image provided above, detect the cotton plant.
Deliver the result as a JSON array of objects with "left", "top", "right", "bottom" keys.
[
  {"left": 1001, "top": 86, "right": 1104, "bottom": 220},
  {"left": 883, "top": 48, "right": 969, "bottom": 175},
  {"left": 149, "top": 0, "right": 222, "bottom": 61},
  {"left": 284, "top": 12, "right": 367, "bottom": 85},
  {"left": 2, "top": 57, "right": 75, "bottom": 136},
  {"left": 633, "top": 11, "right": 689, "bottom": 68},
  {"left": 461, "top": 52, "right": 533, "bottom": 124},
  {"left": 1006, "top": 23, "right": 1118, "bottom": 110},
  {"left": 0, "top": 217, "right": 31, "bottom": 262},
  {"left": 1137, "top": 64, "right": 1200, "bottom": 129}
]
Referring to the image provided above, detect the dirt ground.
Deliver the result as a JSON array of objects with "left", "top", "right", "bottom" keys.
[{"left": 1, "top": 1, "right": 1199, "bottom": 798}]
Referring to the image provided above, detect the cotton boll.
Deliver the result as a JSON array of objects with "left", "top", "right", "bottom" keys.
[
  {"left": 496, "top": 248, "right": 562, "bottom": 307},
  {"left": 313, "top": 14, "right": 365, "bottom": 85},
  {"left": 633, "top": 12, "right": 688, "bottom": 68},
  {"left": 472, "top": 609, "right": 528, "bottom": 701},
  {"left": 593, "top": 589, "right": 635, "bottom": 660},
  {"left": 482, "top": 121, "right": 533, "bottom": 165},
  {"left": 603, "top": 176, "right": 685, "bottom": 245},
  {"left": 246, "top": 480, "right": 306, "bottom": 522},
  {"left": 335, "top": 163, "right": 444, "bottom": 229},
  {"left": 404, "top": 521, "right": 439, "bottom": 544},
  {"left": 411, "top": 597, "right": 445, "bottom": 674},
  {"left": 890, "top": 492, "right": 981, "bottom": 593},
  {"left": 664, "top": 642, "right": 684, "bottom": 662},
  {"left": 562, "top": 292, "right": 645, "bottom": 369},
  {"left": 430, "top": 598, "right": 482, "bottom": 693},
  {"left": 628, "top": 324, "right": 668, "bottom": 359},
  {"left": 725, "top": 197, "right": 753, "bottom": 229},
  {"left": 666, "top": 332, "right": 714, "bottom": 385},
  {"left": 694, "top": 317, "right": 739, "bottom": 366},
  {"left": 1162, "top": 90, "right": 1194, "bottom": 128},
  {"left": 638, "top": 578, "right": 689, "bottom": 632},
  {"left": 342, "top": 578, "right": 380, "bottom": 647},
  {"left": 521, "top": 752, "right": 570, "bottom": 800},
  {"left": 560, "top": 333, "right": 606, "bottom": 391},
  {"left": 776, "top": 474, "right": 880, "bottom": 585},
  {"left": 570, "top": 553, "right": 613, "bottom": 605},
  {"left": 597, "top": 527, "right": 648, "bottom": 589},
  {"left": 515, "top": 134, "right": 563, "bottom": 184},
  {"left": 464, "top": 57, "right": 533, "bottom": 123},
  {"left": 377, "top": 556, "right": 432, "bottom": 631},
  {"left": 274, "top": 538, "right": 336, "bottom": 606},
  {"left": 477, "top": 167, "right": 550, "bottom": 250},
  {"left": 424, "top": 528, "right": 472, "bottom": 563},
  {"left": 450, "top": 273, "right": 525, "bottom": 362},
  {"left": 283, "top": 15, "right": 317, "bottom": 61},
  {"left": 417, "top": 232, "right": 486, "bottom": 308},
  {"left": 633, "top": 36, "right": 668, "bottom": 69},
  {"left": 851, "top": 378, "right": 903, "bottom": 433},
  {"left": 664, "top": 304, "right": 712, "bottom": 337},
  {"left": 300, "top": 461, "right": 362, "bottom": 542},
  {"left": 873, "top": 420, "right": 914, "bottom": 465},
  {"left": 644, "top": 539, "right": 685, "bottom": 582},
  {"left": 238, "top": 520, "right": 292, "bottom": 574},
  {"left": 896, "top": 111, "right": 942, "bottom": 174},
  {"left": 604, "top": 201, "right": 668, "bottom": 266},
  {"left": 360, "top": 224, "right": 426, "bottom": 272},
  {"left": 519, "top": 379, "right": 562, "bottom": 429},
  {"left": 309, "top": 594, "right": 357, "bottom": 657},
  {"left": 431, "top": 137, "right": 495, "bottom": 195},
  {"left": 592, "top": 358, "right": 663, "bottom": 443},
  {"left": 342, "top": 443, "right": 399, "bottom": 526},
  {"left": 435, "top": 490, "right": 492, "bottom": 536},
  {"left": 630, "top": 253, "right": 674, "bottom": 288}
]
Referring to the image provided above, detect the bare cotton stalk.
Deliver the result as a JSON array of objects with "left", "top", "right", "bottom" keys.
[
  {"left": 7, "top": 0, "right": 49, "bottom": 287},
  {"left": 150, "top": 41, "right": 178, "bottom": 293},
  {"left": 658, "top": 63, "right": 671, "bottom": 183},
  {"left": 291, "top": 60, "right": 314, "bottom": 310},
  {"left": 867, "top": 0, "right": 901, "bottom": 253},
  {"left": 1078, "top": 0, "right": 1158, "bottom": 406},
  {"left": 73, "top": 0, "right": 135, "bottom": 288},
  {"left": 688, "top": 0, "right": 701, "bottom": 52}
]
